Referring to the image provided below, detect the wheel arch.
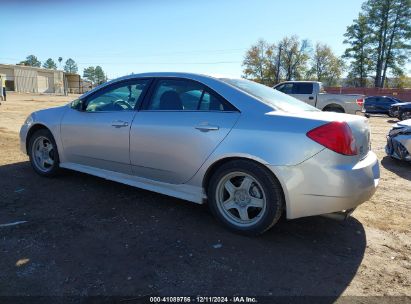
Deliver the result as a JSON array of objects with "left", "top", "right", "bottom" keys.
[
  {"left": 26, "top": 124, "right": 52, "bottom": 154},
  {"left": 322, "top": 103, "right": 345, "bottom": 113},
  {"left": 202, "top": 156, "right": 288, "bottom": 216}
]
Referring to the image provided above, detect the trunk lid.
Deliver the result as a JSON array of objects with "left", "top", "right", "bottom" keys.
[
  {"left": 343, "top": 115, "right": 371, "bottom": 160},
  {"left": 279, "top": 111, "right": 371, "bottom": 160}
]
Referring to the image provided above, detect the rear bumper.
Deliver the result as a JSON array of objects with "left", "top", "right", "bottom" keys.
[{"left": 269, "top": 150, "right": 380, "bottom": 219}]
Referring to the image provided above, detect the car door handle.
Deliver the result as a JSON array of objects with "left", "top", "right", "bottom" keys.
[
  {"left": 195, "top": 124, "right": 219, "bottom": 132},
  {"left": 111, "top": 120, "right": 129, "bottom": 128},
  {"left": 309, "top": 96, "right": 314, "bottom": 100}
]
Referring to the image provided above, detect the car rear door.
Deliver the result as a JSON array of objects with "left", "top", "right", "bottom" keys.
[
  {"left": 290, "top": 82, "right": 315, "bottom": 106},
  {"left": 129, "top": 78, "right": 240, "bottom": 184},
  {"left": 60, "top": 78, "right": 151, "bottom": 174},
  {"left": 275, "top": 83, "right": 315, "bottom": 106},
  {"left": 364, "top": 97, "right": 376, "bottom": 112}
]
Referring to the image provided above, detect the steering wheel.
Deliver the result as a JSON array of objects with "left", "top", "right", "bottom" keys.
[{"left": 113, "top": 99, "right": 133, "bottom": 110}]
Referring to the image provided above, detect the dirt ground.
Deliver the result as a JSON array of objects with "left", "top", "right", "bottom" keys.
[{"left": 0, "top": 93, "right": 410, "bottom": 300}]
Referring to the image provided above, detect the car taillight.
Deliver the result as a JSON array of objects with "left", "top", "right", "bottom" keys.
[
  {"left": 307, "top": 121, "right": 358, "bottom": 156},
  {"left": 356, "top": 98, "right": 364, "bottom": 107}
]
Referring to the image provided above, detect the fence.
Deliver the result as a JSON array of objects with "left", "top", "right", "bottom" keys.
[{"left": 325, "top": 87, "right": 411, "bottom": 102}]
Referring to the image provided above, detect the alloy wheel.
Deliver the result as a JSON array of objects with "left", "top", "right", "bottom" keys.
[
  {"left": 31, "top": 136, "right": 55, "bottom": 173},
  {"left": 215, "top": 172, "right": 267, "bottom": 227}
]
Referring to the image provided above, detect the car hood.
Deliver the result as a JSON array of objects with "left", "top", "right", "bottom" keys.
[{"left": 395, "top": 119, "right": 411, "bottom": 128}]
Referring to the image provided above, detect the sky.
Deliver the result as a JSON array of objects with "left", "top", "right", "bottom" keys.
[{"left": 2, "top": 0, "right": 370, "bottom": 79}]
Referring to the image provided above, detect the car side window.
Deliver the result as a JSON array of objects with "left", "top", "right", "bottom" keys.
[
  {"left": 276, "top": 83, "right": 293, "bottom": 94},
  {"left": 85, "top": 80, "right": 149, "bottom": 112},
  {"left": 146, "top": 79, "right": 232, "bottom": 111},
  {"left": 385, "top": 98, "right": 395, "bottom": 104},
  {"left": 292, "top": 83, "right": 313, "bottom": 94}
]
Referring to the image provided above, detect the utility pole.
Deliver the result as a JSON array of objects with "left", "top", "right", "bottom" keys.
[{"left": 275, "top": 45, "right": 282, "bottom": 84}]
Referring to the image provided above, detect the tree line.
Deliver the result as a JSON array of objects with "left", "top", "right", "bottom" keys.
[
  {"left": 344, "top": 0, "right": 410, "bottom": 88},
  {"left": 17, "top": 55, "right": 107, "bottom": 85},
  {"left": 243, "top": 37, "right": 343, "bottom": 87},
  {"left": 243, "top": 0, "right": 411, "bottom": 88}
]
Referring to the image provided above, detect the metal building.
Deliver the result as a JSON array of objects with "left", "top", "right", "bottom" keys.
[
  {"left": 0, "top": 63, "right": 65, "bottom": 94},
  {"left": 65, "top": 73, "right": 93, "bottom": 94}
]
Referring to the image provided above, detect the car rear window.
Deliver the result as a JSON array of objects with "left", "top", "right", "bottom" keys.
[{"left": 221, "top": 78, "right": 318, "bottom": 112}]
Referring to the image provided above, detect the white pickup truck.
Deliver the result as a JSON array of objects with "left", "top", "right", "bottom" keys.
[{"left": 273, "top": 81, "right": 364, "bottom": 114}]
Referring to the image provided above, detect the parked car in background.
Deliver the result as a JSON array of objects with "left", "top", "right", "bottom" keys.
[
  {"left": 389, "top": 102, "right": 411, "bottom": 121},
  {"left": 273, "top": 81, "right": 365, "bottom": 114},
  {"left": 386, "top": 119, "right": 411, "bottom": 162},
  {"left": 20, "top": 73, "right": 380, "bottom": 235},
  {"left": 363, "top": 96, "right": 404, "bottom": 117}
]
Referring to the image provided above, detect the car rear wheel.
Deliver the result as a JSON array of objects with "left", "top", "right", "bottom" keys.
[
  {"left": 400, "top": 111, "right": 411, "bottom": 121},
  {"left": 208, "top": 160, "right": 284, "bottom": 235},
  {"left": 28, "top": 129, "right": 60, "bottom": 177},
  {"left": 323, "top": 105, "right": 345, "bottom": 113}
]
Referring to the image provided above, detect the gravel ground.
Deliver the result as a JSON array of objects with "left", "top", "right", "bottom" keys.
[{"left": 0, "top": 93, "right": 410, "bottom": 301}]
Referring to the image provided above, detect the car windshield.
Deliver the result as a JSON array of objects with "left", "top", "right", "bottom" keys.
[{"left": 221, "top": 78, "right": 319, "bottom": 112}]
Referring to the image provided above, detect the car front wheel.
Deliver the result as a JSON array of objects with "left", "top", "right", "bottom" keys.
[
  {"left": 208, "top": 160, "right": 284, "bottom": 235},
  {"left": 28, "top": 129, "right": 60, "bottom": 177}
]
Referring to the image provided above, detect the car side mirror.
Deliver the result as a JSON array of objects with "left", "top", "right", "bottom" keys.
[{"left": 71, "top": 99, "right": 85, "bottom": 111}]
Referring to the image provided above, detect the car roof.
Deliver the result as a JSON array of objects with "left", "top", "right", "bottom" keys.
[
  {"left": 366, "top": 96, "right": 403, "bottom": 99},
  {"left": 277, "top": 81, "right": 321, "bottom": 84},
  {"left": 80, "top": 72, "right": 219, "bottom": 100}
]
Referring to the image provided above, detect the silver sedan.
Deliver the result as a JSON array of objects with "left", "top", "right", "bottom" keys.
[{"left": 20, "top": 72, "right": 380, "bottom": 234}]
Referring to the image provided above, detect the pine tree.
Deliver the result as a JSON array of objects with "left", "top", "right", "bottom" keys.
[
  {"left": 42, "top": 58, "right": 57, "bottom": 70},
  {"left": 343, "top": 14, "right": 372, "bottom": 87},
  {"left": 83, "top": 66, "right": 106, "bottom": 85},
  {"left": 19, "top": 55, "right": 41, "bottom": 67},
  {"left": 94, "top": 66, "right": 106, "bottom": 84},
  {"left": 64, "top": 58, "right": 78, "bottom": 74},
  {"left": 83, "top": 66, "right": 96, "bottom": 83},
  {"left": 345, "top": 0, "right": 411, "bottom": 87}
]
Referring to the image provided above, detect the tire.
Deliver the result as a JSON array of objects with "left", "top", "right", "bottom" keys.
[
  {"left": 400, "top": 111, "right": 411, "bottom": 121},
  {"left": 323, "top": 105, "right": 345, "bottom": 113},
  {"left": 28, "top": 129, "right": 60, "bottom": 177},
  {"left": 207, "top": 160, "right": 284, "bottom": 235}
]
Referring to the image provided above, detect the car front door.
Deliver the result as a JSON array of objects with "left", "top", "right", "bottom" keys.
[
  {"left": 60, "top": 79, "right": 151, "bottom": 174},
  {"left": 129, "top": 78, "right": 240, "bottom": 184},
  {"left": 382, "top": 98, "right": 396, "bottom": 113}
]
